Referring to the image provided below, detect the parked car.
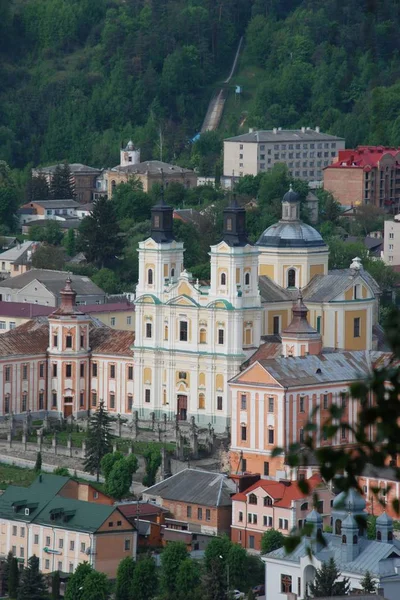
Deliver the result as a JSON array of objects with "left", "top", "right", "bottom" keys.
[
  {"left": 252, "top": 584, "right": 265, "bottom": 597},
  {"left": 229, "top": 591, "right": 245, "bottom": 600}
]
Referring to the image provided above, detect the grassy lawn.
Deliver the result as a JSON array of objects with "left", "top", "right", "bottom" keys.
[{"left": 0, "top": 464, "right": 37, "bottom": 489}]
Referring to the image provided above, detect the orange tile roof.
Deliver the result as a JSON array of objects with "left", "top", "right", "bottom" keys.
[
  {"left": 232, "top": 473, "right": 323, "bottom": 508},
  {"left": 0, "top": 318, "right": 134, "bottom": 358}
]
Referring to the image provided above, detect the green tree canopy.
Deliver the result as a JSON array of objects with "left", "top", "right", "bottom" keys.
[
  {"left": 113, "top": 178, "right": 153, "bottom": 222},
  {"left": 65, "top": 562, "right": 93, "bottom": 600},
  {"left": 260, "top": 529, "right": 284, "bottom": 554},
  {"left": 77, "top": 197, "right": 123, "bottom": 268},
  {"left": 50, "top": 163, "right": 75, "bottom": 199},
  {"left": 0, "top": 161, "right": 19, "bottom": 232},
  {"left": 160, "top": 541, "right": 188, "bottom": 597},
  {"left": 32, "top": 244, "right": 65, "bottom": 270},
  {"left": 115, "top": 556, "right": 135, "bottom": 600},
  {"left": 131, "top": 557, "right": 158, "bottom": 600}
]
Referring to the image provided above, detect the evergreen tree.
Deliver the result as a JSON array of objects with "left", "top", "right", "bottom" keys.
[
  {"left": 84, "top": 402, "right": 113, "bottom": 481},
  {"left": 51, "top": 570, "right": 60, "bottom": 600},
  {"left": 361, "top": 570, "right": 376, "bottom": 593},
  {"left": 77, "top": 197, "right": 123, "bottom": 268},
  {"left": 34, "top": 451, "right": 42, "bottom": 473},
  {"left": 203, "top": 558, "right": 226, "bottom": 600},
  {"left": 308, "top": 558, "right": 350, "bottom": 597},
  {"left": 131, "top": 557, "right": 157, "bottom": 600},
  {"left": 50, "top": 163, "right": 75, "bottom": 199},
  {"left": 115, "top": 556, "right": 135, "bottom": 600},
  {"left": 160, "top": 541, "right": 188, "bottom": 597},
  {"left": 8, "top": 554, "right": 19, "bottom": 599},
  {"left": 63, "top": 228, "right": 76, "bottom": 256},
  {"left": 27, "top": 173, "right": 50, "bottom": 201},
  {"left": 17, "top": 555, "right": 47, "bottom": 600}
]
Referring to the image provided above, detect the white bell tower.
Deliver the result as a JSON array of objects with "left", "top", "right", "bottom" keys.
[{"left": 120, "top": 140, "right": 141, "bottom": 167}]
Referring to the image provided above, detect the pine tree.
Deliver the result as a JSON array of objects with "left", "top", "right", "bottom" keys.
[
  {"left": 51, "top": 570, "right": 60, "bottom": 600},
  {"left": 27, "top": 173, "right": 50, "bottom": 201},
  {"left": 308, "top": 558, "right": 350, "bottom": 598},
  {"left": 76, "top": 196, "right": 123, "bottom": 268},
  {"left": 8, "top": 554, "right": 19, "bottom": 599},
  {"left": 34, "top": 452, "right": 42, "bottom": 473},
  {"left": 17, "top": 555, "right": 47, "bottom": 600},
  {"left": 84, "top": 402, "right": 113, "bottom": 481},
  {"left": 361, "top": 570, "right": 376, "bottom": 593},
  {"left": 50, "top": 163, "right": 75, "bottom": 199}
]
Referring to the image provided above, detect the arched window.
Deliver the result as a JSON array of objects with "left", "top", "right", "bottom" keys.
[
  {"left": 111, "top": 180, "right": 116, "bottom": 192},
  {"left": 171, "top": 268, "right": 175, "bottom": 278},
  {"left": 199, "top": 328, "right": 207, "bottom": 344},
  {"left": 353, "top": 535, "right": 358, "bottom": 544},
  {"left": 300, "top": 502, "right": 308, "bottom": 511},
  {"left": 164, "top": 325, "right": 168, "bottom": 341},
  {"left": 221, "top": 273, "right": 226, "bottom": 286},
  {"left": 198, "top": 394, "right": 205, "bottom": 409},
  {"left": 249, "top": 494, "right": 257, "bottom": 505},
  {"left": 335, "top": 519, "right": 342, "bottom": 535},
  {"left": 342, "top": 534, "right": 347, "bottom": 544},
  {"left": 244, "top": 272, "right": 250, "bottom": 286},
  {"left": 377, "top": 530, "right": 382, "bottom": 541},
  {"left": 148, "top": 269, "right": 153, "bottom": 285},
  {"left": 389, "top": 531, "right": 393, "bottom": 541},
  {"left": 264, "top": 496, "right": 273, "bottom": 507},
  {"left": 287, "top": 268, "right": 296, "bottom": 288}
]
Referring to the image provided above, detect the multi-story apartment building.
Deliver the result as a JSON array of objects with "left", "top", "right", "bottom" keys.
[
  {"left": 223, "top": 127, "right": 344, "bottom": 182},
  {"left": 324, "top": 146, "right": 400, "bottom": 208},
  {"left": 231, "top": 474, "right": 334, "bottom": 551},
  {"left": 0, "top": 473, "right": 137, "bottom": 578},
  {"left": 382, "top": 217, "right": 400, "bottom": 265}
]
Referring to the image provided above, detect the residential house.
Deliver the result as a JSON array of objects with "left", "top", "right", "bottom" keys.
[
  {"left": 142, "top": 469, "right": 235, "bottom": 549},
  {"left": 0, "top": 300, "right": 134, "bottom": 333},
  {"left": 0, "top": 269, "right": 106, "bottom": 307},
  {"left": 0, "top": 278, "right": 134, "bottom": 417},
  {"left": 231, "top": 474, "right": 334, "bottom": 551},
  {"left": 76, "top": 203, "right": 93, "bottom": 219},
  {"left": 0, "top": 242, "right": 38, "bottom": 279},
  {"left": 224, "top": 127, "right": 344, "bottom": 183},
  {"left": 324, "top": 146, "right": 400, "bottom": 208},
  {"left": 18, "top": 200, "right": 80, "bottom": 226},
  {"left": 22, "top": 219, "right": 81, "bottom": 236},
  {"left": 32, "top": 164, "right": 102, "bottom": 204},
  {"left": 0, "top": 473, "right": 136, "bottom": 578},
  {"left": 118, "top": 502, "right": 168, "bottom": 548},
  {"left": 264, "top": 490, "right": 400, "bottom": 600}
]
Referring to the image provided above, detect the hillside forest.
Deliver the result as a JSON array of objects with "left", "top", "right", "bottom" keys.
[{"left": 0, "top": 0, "right": 399, "bottom": 305}]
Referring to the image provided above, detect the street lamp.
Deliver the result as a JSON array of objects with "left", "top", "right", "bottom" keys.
[{"left": 219, "top": 555, "right": 230, "bottom": 594}]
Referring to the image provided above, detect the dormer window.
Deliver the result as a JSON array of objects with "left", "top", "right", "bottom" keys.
[
  {"left": 264, "top": 496, "right": 273, "bottom": 507},
  {"left": 248, "top": 494, "right": 257, "bottom": 505}
]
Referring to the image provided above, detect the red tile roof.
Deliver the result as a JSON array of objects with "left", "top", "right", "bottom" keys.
[
  {"left": 83, "top": 302, "right": 134, "bottom": 314},
  {"left": 118, "top": 503, "right": 167, "bottom": 519},
  {"left": 232, "top": 474, "right": 323, "bottom": 508},
  {"left": 0, "top": 301, "right": 53, "bottom": 318},
  {"left": 325, "top": 146, "right": 400, "bottom": 170},
  {"left": 0, "top": 319, "right": 134, "bottom": 358}
]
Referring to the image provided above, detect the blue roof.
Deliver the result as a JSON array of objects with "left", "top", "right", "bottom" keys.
[{"left": 267, "top": 533, "right": 400, "bottom": 576}]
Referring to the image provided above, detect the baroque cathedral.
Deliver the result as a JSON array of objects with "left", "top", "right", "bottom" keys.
[{"left": 0, "top": 189, "right": 381, "bottom": 430}]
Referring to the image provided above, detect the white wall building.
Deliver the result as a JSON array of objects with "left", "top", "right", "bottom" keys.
[{"left": 382, "top": 217, "right": 400, "bottom": 265}]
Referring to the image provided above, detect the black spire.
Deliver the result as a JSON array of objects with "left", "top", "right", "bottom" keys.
[
  {"left": 151, "top": 170, "right": 174, "bottom": 243},
  {"left": 222, "top": 194, "right": 250, "bottom": 246}
]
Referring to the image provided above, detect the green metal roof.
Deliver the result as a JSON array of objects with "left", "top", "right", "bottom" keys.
[
  {"left": 37, "top": 496, "right": 116, "bottom": 533},
  {"left": 0, "top": 474, "right": 70, "bottom": 523},
  {"left": 0, "top": 474, "right": 128, "bottom": 534}
]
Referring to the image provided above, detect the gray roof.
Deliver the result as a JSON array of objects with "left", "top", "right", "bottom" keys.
[
  {"left": 33, "top": 199, "right": 80, "bottom": 209},
  {"left": 111, "top": 160, "right": 194, "bottom": 175},
  {"left": 35, "top": 163, "right": 101, "bottom": 174},
  {"left": 257, "top": 221, "right": 326, "bottom": 248},
  {"left": 362, "top": 464, "right": 399, "bottom": 482},
  {"left": 0, "top": 241, "right": 35, "bottom": 262},
  {"left": 267, "top": 533, "right": 400, "bottom": 576},
  {"left": 0, "top": 269, "right": 105, "bottom": 297},
  {"left": 258, "top": 276, "right": 293, "bottom": 303},
  {"left": 303, "top": 268, "right": 380, "bottom": 302},
  {"left": 254, "top": 351, "right": 386, "bottom": 388},
  {"left": 225, "top": 128, "right": 344, "bottom": 143},
  {"left": 143, "top": 468, "right": 235, "bottom": 507},
  {"left": 25, "top": 219, "right": 81, "bottom": 230}
]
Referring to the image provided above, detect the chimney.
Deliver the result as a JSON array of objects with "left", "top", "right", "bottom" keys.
[
  {"left": 301, "top": 126, "right": 306, "bottom": 133},
  {"left": 278, "top": 127, "right": 282, "bottom": 131},
  {"left": 315, "top": 126, "right": 320, "bottom": 133},
  {"left": 273, "top": 127, "right": 277, "bottom": 134},
  {"left": 248, "top": 127, "right": 254, "bottom": 133}
]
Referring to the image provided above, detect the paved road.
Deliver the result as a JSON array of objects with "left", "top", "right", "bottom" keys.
[{"left": 200, "top": 36, "right": 243, "bottom": 133}]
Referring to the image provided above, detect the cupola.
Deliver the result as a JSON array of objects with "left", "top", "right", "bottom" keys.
[
  {"left": 376, "top": 512, "right": 394, "bottom": 543},
  {"left": 222, "top": 195, "right": 250, "bottom": 247},
  {"left": 341, "top": 513, "right": 360, "bottom": 561},
  {"left": 305, "top": 509, "right": 324, "bottom": 552},
  {"left": 150, "top": 181, "right": 174, "bottom": 243},
  {"left": 281, "top": 290, "right": 322, "bottom": 357}
]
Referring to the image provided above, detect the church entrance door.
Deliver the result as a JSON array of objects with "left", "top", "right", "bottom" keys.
[
  {"left": 64, "top": 397, "right": 73, "bottom": 418},
  {"left": 177, "top": 395, "right": 187, "bottom": 421}
]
